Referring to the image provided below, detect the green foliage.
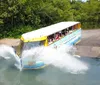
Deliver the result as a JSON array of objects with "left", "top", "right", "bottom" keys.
[
  {"left": 0, "top": 0, "right": 100, "bottom": 38},
  {"left": 0, "top": 25, "right": 34, "bottom": 38}
]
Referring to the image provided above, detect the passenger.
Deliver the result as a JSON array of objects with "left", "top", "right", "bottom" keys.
[
  {"left": 52, "top": 38, "right": 55, "bottom": 42},
  {"left": 59, "top": 31, "right": 62, "bottom": 38},
  {"left": 69, "top": 30, "right": 73, "bottom": 33},
  {"left": 55, "top": 33, "right": 60, "bottom": 40},
  {"left": 67, "top": 28, "right": 69, "bottom": 33},
  {"left": 61, "top": 30, "right": 65, "bottom": 37},
  {"left": 72, "top": 26, "right": 74, "bottom": 30},
  {"left": 49, "top": 38, "right": 53, "bottom": 44},
  {"left": 65, "top": 31, "right": 68, "bottom": 35}
]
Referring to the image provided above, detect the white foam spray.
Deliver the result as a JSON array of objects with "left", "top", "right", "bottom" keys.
[
  {"left": 0, "top": 45, "right": 15, "bottom": 59},
  {"left": 0, "top": 44, "right": 89, "bottom": 73},
  {"left": 0, "top": 45, "right": 22, "bottom": 70},
  {"left": 22, "top": 45, "right": 89, "bottom": 74}
]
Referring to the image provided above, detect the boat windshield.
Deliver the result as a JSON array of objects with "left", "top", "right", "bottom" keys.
[{"left": 23, "top": 41, "right": 43, "bottom": 50}]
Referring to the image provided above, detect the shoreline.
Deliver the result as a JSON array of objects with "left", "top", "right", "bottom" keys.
[
  {"left": 0, "top": 38, "right": 20, "bottom": 46},
  {"left": 75, "top": 29, "right": 100, "bottom": 58}
]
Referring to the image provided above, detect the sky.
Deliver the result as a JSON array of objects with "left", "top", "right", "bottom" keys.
[
  {"left": 82, "top": 0, "right": 87, "bottom": 2},
  {"left": 71, "top": 0, "right": 87, "bottom": 2}
]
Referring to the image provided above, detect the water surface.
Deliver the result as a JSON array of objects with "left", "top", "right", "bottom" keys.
[{"left": 0, "top": 57, "right": 100, "bottom": 85}]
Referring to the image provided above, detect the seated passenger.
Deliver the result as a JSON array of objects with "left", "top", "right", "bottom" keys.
[
  {"left": 55, "top": 33, "right": 60, "bottom": 40},
  {"left": 65, "top": 31, "right": 68, "bottom": 35},
  {"left": 49, "top": 38, "right": 53, "bottom": 44},
  {"left": 69, "top": 30, "right": 73, "bottom": 33},
  {"left": 61, "top": 32, "right": 65, "bottom": 37},
  {"left": 59, "top": 31, "right": 62, "bottom": 38}
]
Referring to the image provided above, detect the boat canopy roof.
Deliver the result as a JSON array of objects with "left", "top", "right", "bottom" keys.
[{"left": 21, "top": 21, "right": 80, "bottom": 42}]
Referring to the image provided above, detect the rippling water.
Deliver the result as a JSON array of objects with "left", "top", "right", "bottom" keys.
[{"left": 0, "top": 57, "right": 100, "bottom": 85}]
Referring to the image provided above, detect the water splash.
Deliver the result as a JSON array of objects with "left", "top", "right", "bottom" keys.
[
  {"left": 0, "top": 45, "right": 15, "bottom": 59},
  {"left": 0, "top": 44, "right": 89, "bottom": 73},
  {"left": 0, "top": 45, "right": 22, "bottom": 71},
  {"left": 22, "top": 45, "right": 89, "bottom": 74}
]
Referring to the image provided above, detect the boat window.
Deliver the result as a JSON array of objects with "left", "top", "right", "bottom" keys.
[
  {"left": 55, "top": 32, "right": 60, "bottom": 40},
  {"left": 61, "top": 30, "right": 65, "bottom": 36},
  {"left": 61, "top": 29, "right": 68, "bottom": 36},
  {"left": 40, "top": 40, "right": 45, "bottom": 46},
  {"left": 23, "top": 41, "right": 41, "bottom": 50},
  {"left": 48, "top": 34, "right": 55, "bottom": 44},
  {"left": 69, "top": 26, "right": 72, "bottom": 31},
  {"left": 73, "top": 24, "right": 78, "bottom": 29},
  {"left": 72, "top": 25, "right": 75, "bottom": 30},
  {"left": 65, "top": 29, "right": 68, "bottom": 35},
  {"left": 47, "top": 23, "right": 80, "bottom": 45}
]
